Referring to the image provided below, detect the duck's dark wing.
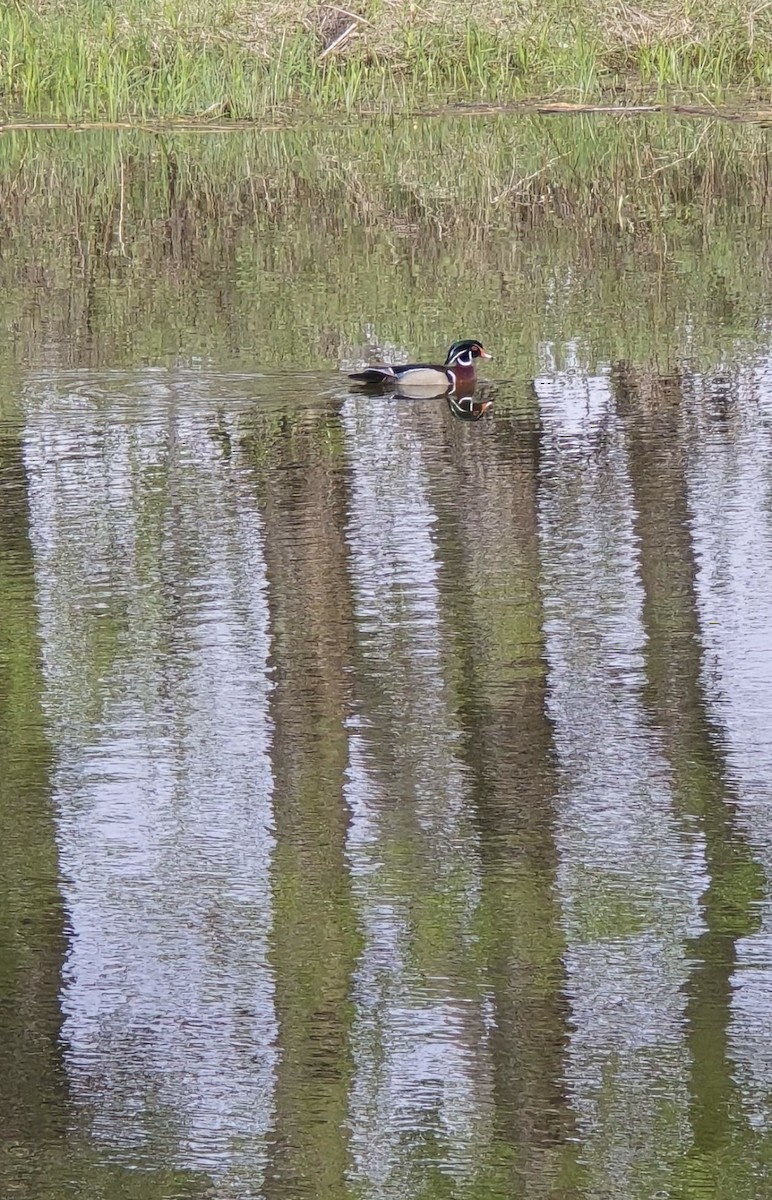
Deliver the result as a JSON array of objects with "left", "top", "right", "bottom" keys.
[
  {"left": 350, "top": 362, "right": 451, "bottom": 382},
  {"left": 349, "top": 365, "right": 398, "bottom": 384}
]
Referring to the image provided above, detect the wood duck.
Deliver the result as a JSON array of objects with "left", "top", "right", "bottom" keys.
[{"left": 349, "top": 339, "right": 492, "bottom": 397}]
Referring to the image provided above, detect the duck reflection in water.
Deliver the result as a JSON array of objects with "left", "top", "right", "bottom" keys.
[{"left": 446, "top": 390, "right": 494, "bottom": 421}]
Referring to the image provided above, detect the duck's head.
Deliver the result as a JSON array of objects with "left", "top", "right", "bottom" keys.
[{"left": 445, "top": 339, "right": 493, "bottom": 367}]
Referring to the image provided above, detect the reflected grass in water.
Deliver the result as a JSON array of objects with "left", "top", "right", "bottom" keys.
[{"left": 0, "top": 115, "right": 770, "bottom": 382}]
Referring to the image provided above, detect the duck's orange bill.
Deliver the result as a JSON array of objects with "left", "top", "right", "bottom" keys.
[{"left": 480, "top": 347, "right": 493, "bottom": 359}]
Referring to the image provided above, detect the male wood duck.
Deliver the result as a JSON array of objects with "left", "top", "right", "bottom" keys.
[{"left": 349, "top": 339, "right": 492, "bottom": 397}]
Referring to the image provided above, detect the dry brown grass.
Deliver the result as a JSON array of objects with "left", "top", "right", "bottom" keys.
[{"left": 16, "top": 0, "right": 772, "bottom": 55}]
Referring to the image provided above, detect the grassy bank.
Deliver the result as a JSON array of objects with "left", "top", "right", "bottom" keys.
[{"left": 2, "top": 1, "right": 772, "bottom": 120}]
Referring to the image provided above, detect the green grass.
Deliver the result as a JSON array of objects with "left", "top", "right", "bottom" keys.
[{"left": 1, "top": 1, "right": 772, "bottom": 119}]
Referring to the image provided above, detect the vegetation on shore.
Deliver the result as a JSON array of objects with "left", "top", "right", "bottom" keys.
[{"left": 2, "top": 1, "right": 772, "bottom": 119}]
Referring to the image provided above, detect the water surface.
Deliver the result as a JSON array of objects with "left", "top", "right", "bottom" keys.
[{"left": 2, "top": 116, "right": 772, "bottom": 1199}]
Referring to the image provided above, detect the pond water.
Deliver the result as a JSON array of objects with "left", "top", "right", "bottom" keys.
[{"left": 2, "top": 115, "right": 772, "bottom": 1200}]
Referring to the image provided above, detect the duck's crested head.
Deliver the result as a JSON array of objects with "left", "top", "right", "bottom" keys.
[{"left": 445, "top": 339, "right": 492, "bottom": 365}]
